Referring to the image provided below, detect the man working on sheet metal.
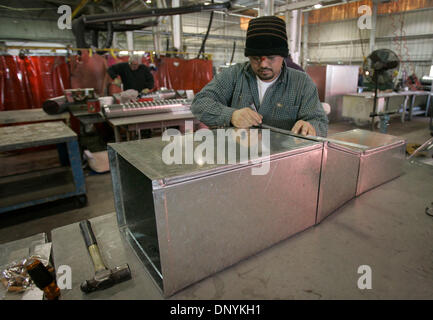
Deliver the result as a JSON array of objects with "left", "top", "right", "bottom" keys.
[
  {"left": 107, "top": 54, "right": 154, "bottom": 94},
  {"left": 191, "top": 16, "right": 328, "bottom": 137}
]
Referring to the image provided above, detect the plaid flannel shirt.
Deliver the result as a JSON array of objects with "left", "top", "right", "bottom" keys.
[{"left": 191, "top": 62, "right": 328, "bottom": 137}]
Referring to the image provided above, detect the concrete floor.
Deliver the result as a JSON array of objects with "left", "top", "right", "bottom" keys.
[{"left": 0, "top": 116, "right": 432, "bottom": 245}]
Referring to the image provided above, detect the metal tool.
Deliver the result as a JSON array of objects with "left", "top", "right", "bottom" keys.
[
  {"left": 79, "top": 220, "right": 131, "bottom": 293},
  {"left": 407, "top": 137, "right": 433, "bottom": 160}
]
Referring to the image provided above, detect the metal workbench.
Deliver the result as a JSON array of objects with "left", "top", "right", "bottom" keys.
[
  {"left": 0, "top": 122, "right": 87, "bottom": 213},
  {"left": 69, "top": 104, "right": 199, "bottom": 142},
  {"left": 107, "top": 111, "right": 199, "bottom": 142},
  {"left": 342, "top": 91, "right": 431, "bottom": 124},
  {"left": 68, "top": 105, "right": 105, "bottom": 136},
  {"left": 51, "top": 161, "right": 433, "bottom": 299}
]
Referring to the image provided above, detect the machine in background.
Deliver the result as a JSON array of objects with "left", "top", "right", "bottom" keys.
[{"left": 362, "top": 49, "right": 400, "bottom": 132}]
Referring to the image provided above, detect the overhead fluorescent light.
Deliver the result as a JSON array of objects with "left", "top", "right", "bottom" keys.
[
  {"left": 313, "top": 3, "right": 322, "bottom": 9},
  {"left": 119, "top": 51, "right": 129, "bottom": 56}
]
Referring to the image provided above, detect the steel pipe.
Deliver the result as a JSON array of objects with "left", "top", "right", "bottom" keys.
[{"left": 81, "top": 2, "right": 232, "bottom": 24}]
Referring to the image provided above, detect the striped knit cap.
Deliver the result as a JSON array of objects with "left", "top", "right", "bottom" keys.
[{"left": 244, "top": 16, "right": 288, "bottom": 57}]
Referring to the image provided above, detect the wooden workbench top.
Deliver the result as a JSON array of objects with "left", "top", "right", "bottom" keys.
[
  {"left": 0, "top": 121, "right": 76, "bottom": 152},
  {"left": 0, "top": 109, "right": 69, "bottom": 125}
]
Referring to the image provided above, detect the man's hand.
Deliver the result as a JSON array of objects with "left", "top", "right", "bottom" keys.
[
  {"left": 113, "top": 77, "right": 122, "bottom": 87},
  {"left": 231, "top": 108, "right": 263, "bottom": 128},
  {"left": 291, "top": 120, "right": 316, "bottom": 136},
  {"left": 142, "top": 88, "right": 150, "bottom": 94}
]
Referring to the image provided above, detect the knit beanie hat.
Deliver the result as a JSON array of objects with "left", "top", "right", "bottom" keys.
[{"left": 244, "top": 16, "right": 289, "bottom": 57}]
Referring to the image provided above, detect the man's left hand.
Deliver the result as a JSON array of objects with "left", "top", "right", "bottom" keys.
[{"left": 291, "top": 120, "right": 316, "bottom": 136}]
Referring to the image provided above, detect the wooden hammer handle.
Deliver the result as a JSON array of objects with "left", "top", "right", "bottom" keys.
[{"left": 79, "top": 220, "right": 107, "bottom": 272}]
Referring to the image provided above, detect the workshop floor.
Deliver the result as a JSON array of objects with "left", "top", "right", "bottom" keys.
[{"left": 0, "top": 116, "right": 432, "bottom": 245}]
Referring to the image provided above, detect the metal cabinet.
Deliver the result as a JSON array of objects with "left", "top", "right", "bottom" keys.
[{"left": 306, "top": 65, "right": 359, "bottom": 122}]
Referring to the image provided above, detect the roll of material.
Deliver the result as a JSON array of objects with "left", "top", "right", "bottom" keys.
[
  {"left": 102, "top": 98, "right": 191, "bottom": 118},
  {"left": 42, "top": 96, "right": 69, "bottom": 115}
]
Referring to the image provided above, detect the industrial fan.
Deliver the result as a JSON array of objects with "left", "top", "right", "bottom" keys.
[{"left": 362, "top": 49, "right": 400, "bottom": 131}]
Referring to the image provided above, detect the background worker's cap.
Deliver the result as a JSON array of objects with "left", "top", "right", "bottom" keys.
[{"left": 244, "top": 16, "right": 288, "bottom": 57}]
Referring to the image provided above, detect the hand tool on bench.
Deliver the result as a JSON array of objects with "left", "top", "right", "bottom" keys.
[{"left": 79, "top": 220, "right": 131, "bottom": 293}]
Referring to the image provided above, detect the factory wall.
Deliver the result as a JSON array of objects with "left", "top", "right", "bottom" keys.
[
  {"left": 0, "top": 11, "right": 248, "bottom": 71},
  {"left": 181, "top": 12, "right": 248, "bottom": 68},
  {"left": 306, "top": 7, "right": 433, "bottom": 77},
  {"left": 125, "top": 12, "right": 248, "bottom": 69},
  {"left": 0, "top": 16, "right": 75, "bottom": 44}
]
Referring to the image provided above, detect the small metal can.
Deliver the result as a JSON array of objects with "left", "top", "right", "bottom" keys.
[{"left": 87, "top": 98, "right": 101, "bottom": 113}]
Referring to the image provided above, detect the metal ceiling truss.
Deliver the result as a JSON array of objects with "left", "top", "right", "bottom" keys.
[{"left": 71, "top": 1, "right": 232, "bottom": 49}]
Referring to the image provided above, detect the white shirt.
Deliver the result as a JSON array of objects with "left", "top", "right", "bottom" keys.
[{"left": 256, "top": 76, "right": 278, "bottom": 104}]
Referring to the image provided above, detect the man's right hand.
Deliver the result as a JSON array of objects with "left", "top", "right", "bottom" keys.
[
  {"left": 231, "top": 108, "right": 263, "bottom": 128},
  {"left": 113, "top": 78, "right": 122, "bottom": 87}
]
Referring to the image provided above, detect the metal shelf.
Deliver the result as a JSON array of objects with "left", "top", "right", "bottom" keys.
[{"left": 0, "top": 167, "right": 76, "bottom": 209}]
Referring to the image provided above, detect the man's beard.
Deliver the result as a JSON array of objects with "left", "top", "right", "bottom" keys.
[{"left": 256, "top": 68, "right": 275, "bottom": 81}]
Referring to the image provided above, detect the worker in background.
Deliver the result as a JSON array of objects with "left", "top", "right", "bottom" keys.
[
  {"left": 191, "top": 16, "right": 328, "bottom": 137},
  {"left": 107, "top": 54, "right": 154, "bottom": 94}
]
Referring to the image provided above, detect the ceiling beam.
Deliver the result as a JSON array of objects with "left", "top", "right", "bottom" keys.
[
  {"left": 275, "top": 0, "right": 343, "bottom": 13},
  {"left": 44, "top": 0, "right": 82, "bottom": 6}
]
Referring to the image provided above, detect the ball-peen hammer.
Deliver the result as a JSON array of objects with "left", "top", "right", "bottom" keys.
[{"left": 79, "top": 220, "right": 131, "bottom": 293}]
